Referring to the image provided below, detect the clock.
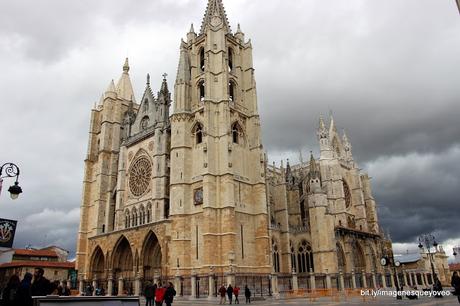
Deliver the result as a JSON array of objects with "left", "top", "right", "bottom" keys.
[
  {"left": 380, "top": 257, "right": 388, "bottom": 266},
  {"left": 194, "top": 188, "right": 203, "bottom": 205},
  {"left": 395, "top": 260, "right": 401, "bottom": 267}
]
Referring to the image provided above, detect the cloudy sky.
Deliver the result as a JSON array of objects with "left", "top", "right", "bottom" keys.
[{"left": 0, "top": 0, "right": 459, "bottom": 260}]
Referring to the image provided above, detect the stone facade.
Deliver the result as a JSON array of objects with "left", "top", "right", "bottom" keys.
[{"left": 76, "top": 0, "right": 391, "bottom": 296}]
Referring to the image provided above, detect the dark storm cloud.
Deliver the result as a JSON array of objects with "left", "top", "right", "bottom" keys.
[{"left": 0, "top": 0, "right": 459, "bottom": 257}]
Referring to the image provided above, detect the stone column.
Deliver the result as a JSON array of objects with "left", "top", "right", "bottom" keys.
[
  {"left": 271, "top": 274, "right": 279, "bottom": 295},
  {"left": 351, "top": 269, "right": 356, "bottom": 289},
  {"left": 292, "top": 270, "right": 298, "bottom": 290},
  {"left": 423, "top": 273, "right": 429, "bottom": 287},
  {"left": 118, "top": 277, "right": 124, "bottom": 296},
  {"left": 381, "top": 273, "right": 387, "bottom": 288},
  {"left": 208, "top": 274, "right": 214, "bottom": 297},
  {"left": 175, "top": 273, "right": 181, "bottom": 296},
  {"left": 421, "top": 273, "right": 426, "bottom": 287},
  {"left": 361, "top": 270, "right": 367, "bottom": 288},
  {"left": 79, "top": 279, "right": 84, "bottom": 296},
  {"left": 134, "top": 274, "right": 141, "bottom": 296},
  {"left": 191, "top": 274, "right": 197, "bottom": 298},
  {"left": 310, "top": 270, "right": 316, "bottom": 290},
  {"left": 414, "top": 273, "right": 419, "bottom": 286},
  {"left": 403, "top": 271, "right": 408, "bottom": 287},
  {"left": 390, "top": 271, "right": 395, "bottom": 288},
  {"left": 339, "top": 270, "right": 345, "bottom": 291},
  {"left": 325, "top": 270, "right": 331, "bottom": 289},
  {"left": 372, "top": 270, "right": 377, "bottom": 289},
  {"left": 107, "top": 275, "right": 113, "bottom": 296},
  {"left": 92, "top": 278, "right": 97, "bottom": 296}
]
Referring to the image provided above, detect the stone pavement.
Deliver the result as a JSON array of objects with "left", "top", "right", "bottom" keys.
[{"left": 140, "top": 295, "right": 459, "bottom": 305}]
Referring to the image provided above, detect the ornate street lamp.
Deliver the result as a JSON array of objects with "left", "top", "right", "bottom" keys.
[
  {"left": 418, "top": 234, "right": 438, "bottom": 284},
  {"left": 0, "top": 163, "right": 22, "bottom": 200},
  {"left": 380, "top": 249, "right": 402, "bottom": 299}
]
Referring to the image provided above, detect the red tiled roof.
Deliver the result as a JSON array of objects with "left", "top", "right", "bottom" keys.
[
  {"left": 0, "top": 261, "right": 74, "bottom": 269},
  {"left": 449, "top": 263, "right": 460, "bottom": 271},
  {"left": 14, "top": 249, "right": 58, "bottom": 257}
]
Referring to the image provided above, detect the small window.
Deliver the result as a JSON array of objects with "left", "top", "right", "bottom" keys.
[
  {"left": 200, "top": 48, "right": 205, "bottom": 72},
  {"left": 229, "top": 81, "right": 235, "bottom": 102},
  {"left": 228, "top": 47, "right": 233, "bottom": 71},
  {"left": 195, "top": 123, "right": 203, "bottom": 144},
  {"left": 199, "top": 81, "right": 205, "bottom": 102},
  {"left": 231, "top": 122, "right": 241, "bottom": 144}
]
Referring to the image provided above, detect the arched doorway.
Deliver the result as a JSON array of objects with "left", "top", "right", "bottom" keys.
[
  {"left": 112, "top": 236, "right": 134, "bottom": 280},
  {"left": 90, "top": 246, "right": 105, "bottom": 279},
  {"left": 142, "top": 231, "right": 162, "bottom": 281}
]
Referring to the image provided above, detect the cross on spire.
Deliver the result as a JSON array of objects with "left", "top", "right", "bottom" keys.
[{"left": 162, "top": 73, "right": 168, "bottom": 80}]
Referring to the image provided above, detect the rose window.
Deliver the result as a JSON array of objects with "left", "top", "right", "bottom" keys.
[{"left": 129, "top": 157, "right": 152, "bottom": 197}]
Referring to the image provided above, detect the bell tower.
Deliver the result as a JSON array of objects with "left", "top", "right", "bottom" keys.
[{"left": 169, "top": 0, "right": 271, "bottom": 276}]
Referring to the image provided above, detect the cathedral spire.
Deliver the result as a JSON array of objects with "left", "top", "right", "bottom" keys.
[
  {"left": 116, "top": 58, "right": 136, "bottom": 102},
  {"left": 200, "top": 0, "right": 231, "bottom": 34}
]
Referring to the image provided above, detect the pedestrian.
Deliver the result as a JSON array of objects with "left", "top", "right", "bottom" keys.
[
  {"left": 49, "top": 280, "right": 60, "bottom": 295},
  {"left": 84, "top": 283, "right": 94, "bottom": 296},
  {"left": 434, "top": 278, "right": 443, "bottom": 298},
  {"left": 451, "top": 271, "right": 460, "bottom": 303},
  {"left": 144, "top": 281, "right": 155, "bottom": 306},
  {"left": 154, "top": 282, "right": 166, "bottom": 306},
  {"left": 218, "top": 284, "right": 227, "bottom": 304},
  {"left": 164, "top": 282, "right": 176, "bottom": 306},
  {"left": 244, "top": 285, "right": 251, "bottom": 304},
  {"left": 16, "top": 273, "right": 33, "bottom": 306},
  {"left": 31, "top": 268, "right": 52, "bottom": 296},
  {"left": 1, "top": 275, "right": 20, "bottom": 306},
  {"left": 233, "top": 285, "right": 240, "bottom": 304},
  {"left": 226, "top": 284, "right": 233, "bottom": 304}
]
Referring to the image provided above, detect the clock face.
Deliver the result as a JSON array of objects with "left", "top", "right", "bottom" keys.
[
  {"left": 395, "top": 261, "right": 401, "bottom": 267},
  {"left": 194, "top": 188, "right": 203, "bottom": 205},
  {"left": 380, "top": 257, "right": 387, "bottom": 266}
]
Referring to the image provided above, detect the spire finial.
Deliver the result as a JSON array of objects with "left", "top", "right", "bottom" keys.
[
  {"left": 123, "top": 58, "right": 129, "bottom": 73},
  {"left": 162, "top": 73, "right": 168, "bottom": 81},
  {"left": 147, "top": 73, "right": 150, "bottom": 85},
  {"left": 237, "top": 23, "right": 242, "bottom": 33},
  {"left": 189, "top": 23, "right": 195, "bottom": 33}
]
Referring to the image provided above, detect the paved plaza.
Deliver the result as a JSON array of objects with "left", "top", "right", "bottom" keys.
[{"left": 139, "top": 295, "right": 459, "bottom": 305}]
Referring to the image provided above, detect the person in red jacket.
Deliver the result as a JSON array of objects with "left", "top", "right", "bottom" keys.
[
  {"left": 155, "top": 282, "right": 166, "bottom": 306},
  {"left": 233, "top": 286, "right": 240, "bottom": 304}
]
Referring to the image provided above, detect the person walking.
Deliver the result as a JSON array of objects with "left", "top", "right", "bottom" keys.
[
  {"left": 451, "top": 271, "right": 460, "bottom": 303},
  {"left": 218, "top": 284, "right": 227, "bottom": 304},
  {"left": 16, "top": 273, "right": 33, "bottom": 306},
  {"left": 84, "top": 283, "right": 94, "bottom": 296},
  {"left": 244, "top": 285, "right": 251, "bottom": 304},
  {"left": 164, "top": 282, "right": 176, "bottom": 306},
  {"left": 154, "top": 282, "right": 166, "bottom": 306},
  {"left": 31, "top": 268, "right": 52, "bottom": 296},
  {"left": 233, "top": 286, "right": 240, "bottom": 304},
  {"left": 144, "top": 281, "right": 156, "bottom": 306},
  {"left": 1, "top": 275, "right": 20, "bottom": 306},
  {"left": 226, "top": 284, "right": 234, "bottom": 305}
]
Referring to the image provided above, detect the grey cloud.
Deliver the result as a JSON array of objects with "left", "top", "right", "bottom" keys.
[{"left": 0, "top": 0, "right": 459, "bottom": 256}]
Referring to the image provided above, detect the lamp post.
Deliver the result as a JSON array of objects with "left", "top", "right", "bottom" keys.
[
  {"left": 0, "top": 163, "right": 22, "bottom": 200},
  {"left": 418, "top": 234, "right": 438, "bottom": 284},
  {"left": 380, "top": 248, "right": 402, "bottom": 299}
]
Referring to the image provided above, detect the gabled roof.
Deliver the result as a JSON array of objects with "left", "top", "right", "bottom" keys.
[
  {"left": 394, "top": 253, "right": 421, "bottom": 264},
  {"left": 0, "top": 261, "right": 74, "bottom": 269},
  {"left": 14, "top": 249, "right": 58, "bottom": 257}
]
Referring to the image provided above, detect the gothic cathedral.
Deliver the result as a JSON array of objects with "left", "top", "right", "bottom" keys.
[{"left": 76, "top": 0, "right": 389, "bottom": 296}]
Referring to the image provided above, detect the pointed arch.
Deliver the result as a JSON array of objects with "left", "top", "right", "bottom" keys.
[
  {"left": 146, "top": 202, "right": 152, "bottom": 223},
  {"left": 198, "top": 80, "right": 205, "bottom": 102},
  {"left": 352, "top": 241, "right": 366, "bottom": 272},
  {"left": 290, "top": 240, "right": 297, "bottom": 272},
  {"left": 297, "top": 240, "right": 314, "bottom": 273},
  {"left": 199, "top": 47, "right": 205, "bottom": 72},
  {"left": 141, "top": 231, "right": 162, "bottom": 280},
  {"left": 272, "top": 238, "right": 280, "bottom": 273},
  {"left": 124, "top": 209, "right": 130, "bottom": 229},
  {"left": 229, "top": 80, "right": 236, "bottom": 102},
  {"left": 192, "top": 122, "right": 204, "bottom": 144},
  {"left": 112, "top": 235, "right": 134, "bottom": 279},
  {"left": 139, "top": 205, "right": 146, "bottom": 225},
  {"left": 132, "top": 207, "right": 138, "bottom": 227},
  {"left": 337, "top": 242, "right": 346, "bottom": 272},
  {"left": 228, "top": 47, "right": 234, "bottom": 72},
  {"left": 231, "top": 121, "right": 244, "bottom": 144},
  {"left": 90, "top": 246, "right": 105, "bottom": 280},
  {"left": 343, "top": 180, "right": 352, "bottom": 208}
]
